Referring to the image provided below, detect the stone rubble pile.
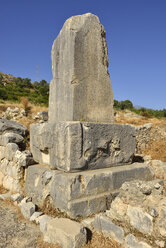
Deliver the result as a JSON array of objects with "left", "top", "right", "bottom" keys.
[
  {"left": 1, "top": 107, "right": 26, "bottom": 120},
  {"left": 32, "top": 111, "right": 48, "bottom": 123},
  {"left": 135, "top": 123, "right": 152, "bottom": 154},
  {"left": 149, "top": 159, "right": 166, "bottom": 181},
  {"left": 1, "top": 107, "right": 48, "bottom": 123},
  {"left": 0, "top": 118, "right": 34, "bottom": 192},
  {"left": 92, "top": 179, "right": 166, "bottom": 248}
]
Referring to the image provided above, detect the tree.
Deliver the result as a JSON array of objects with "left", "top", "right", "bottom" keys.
[
  {"left": 39, "top": 80, "right": 48, "bottom": 87},
  {"left": 120, "top": 100, "right": 133, "bottom": 110},
  {"left": 0, "top": 88, "right": 8, "bottom": 100},
  {"left": 22, "top": 78, "right": 32, "bottom": 88},
  {"left": 114, "top": 100, "right": 121, "bottom": 109}
]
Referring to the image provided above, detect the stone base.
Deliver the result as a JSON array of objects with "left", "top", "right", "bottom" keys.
[
  {"left": 25, "top": 163, "right": 154, "bottom": 218},
  {"left": 30, "top": 122, "right": 136, "bottom": 172}
]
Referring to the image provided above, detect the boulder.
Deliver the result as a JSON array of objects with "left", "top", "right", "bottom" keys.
[
  {"left": 0, "top": 133, "right": 24, "bottom": 146},
  {"left": 0, "top": 118, "right": 28, "bottom": 136},
  {"left": 19, "top": 201, "right": 36, "bottom": 219}
]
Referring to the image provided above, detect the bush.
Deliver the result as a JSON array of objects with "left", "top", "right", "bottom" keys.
[
  {"left": 0, "top": 88, "right": 8, "bottom": 100},
  {"left": 114, "top": 99, "right": 166, "bottom": 119},
  {"left": 21, "top": 97, "right": 30, "bottom": 116}
]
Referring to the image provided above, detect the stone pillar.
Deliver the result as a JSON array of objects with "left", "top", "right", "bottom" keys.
[{"left": 49, "top": 13, "right": 114, "bottom": 123}]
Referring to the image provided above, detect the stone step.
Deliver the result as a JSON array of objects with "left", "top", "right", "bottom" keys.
[{"left": 25, "top": 162, "right": 154, "bottom": 218}]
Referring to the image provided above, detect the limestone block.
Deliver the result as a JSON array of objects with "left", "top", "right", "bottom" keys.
[
  {"left": 19, "top": 201, "right": 36, "bottom": 219},
  {"left": 127, "top": 206, "right": 153, "bottom": 235},
  {"left": 94, "top": 214, "right": 124, "bottom": 244},
  {"left": 155, "top": 240, "right": 165, "bottom": 248},
  {"left": 106, "top": 197, "right": 128, "bottom": 222},
  {"left": 6, "top": 161, "right": 23, "bottom": 180},
  {"left": 0, "top": 118, "right": 28, "bottom": 136},
  {"left": 30, "top": 211, "right": 43, "bottom": 222},
  {"left": 0, "top": 158, "right": 8, "bottom": 175},
  {"left": 20, "top": 196, "right": 32, "bottom": 203},
  {"left": 5, "top": 143, "right": 19, "bottom": 161},
  {"left": 25, "top": 163, "right": 154, "bottom": 218},
  {"left": 10, "top": 193, "right": 24, "bottom": 202},
  {"left": 0, "top": 193, "right": 11, "bottom": 200},
  {"left": 38, "top": 111, "right": 48, "bottom": 121},
  {"left": 0, "top": 133, "right": 24, "bottom": 146},
  {"left": 25, "top": 165, "right": 59, "bottom": 207},
  {"left": 0, "top": 146, "right": 6, "bottom": 160},
  {"left": 14, "top": 150, "right": 35, "bottom": 167},
  {"left": 81, "top": 217, "right": 94, "bottom": 229},
  {"left": 43, "top": 218, "right": 87, "bottom": 248},
  {"left": 3, "top": 175, "right": 22, "bottom": 193},
  {"left": 156, "top": 206, "right": 166, "bottom": 237},
  {"left": 30, "top": 122, "right": 136, "bottom": 171},
  {"left": 49, "top": 13, "right": 113, "bottom": 123},
  {"left": 36, "top": 214, "right": 53, "bottom": 232},
  {"left": 0, "top": 171, "right": 4, "bottom": 185},
  {"left": 124, "top": 234, "right": 152, "bottom": 248}
]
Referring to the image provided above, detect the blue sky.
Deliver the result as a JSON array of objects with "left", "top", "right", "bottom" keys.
[{"left": 0, "top": 0, "right": 166, "bottom": 110}]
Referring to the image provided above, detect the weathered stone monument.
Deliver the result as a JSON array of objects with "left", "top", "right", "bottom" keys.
[
  {"left": 26, "top": 13, "right": 154, "bottom": 219},
  {"left": 49, "top": 13, "right": 114, "bottom": 123}
]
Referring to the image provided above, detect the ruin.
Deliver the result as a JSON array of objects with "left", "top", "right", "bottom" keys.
[
  {"left": 1, "top": 12, "right": 166, "bottom": 248},
  {"left": 26, "top": 13, "right": 154, "bottom": 219}
]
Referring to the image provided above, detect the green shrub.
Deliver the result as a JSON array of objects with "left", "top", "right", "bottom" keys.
[{"left": 0, "top": 88, "right": 8, "bottom": 100}]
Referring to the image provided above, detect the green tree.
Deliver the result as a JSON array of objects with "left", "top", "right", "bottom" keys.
[
  {"left": 0, "top": 88, "right": 8, "bottom": 100},
  {"left": 120, "top": 100, "right": 133, "bottom": 110}
]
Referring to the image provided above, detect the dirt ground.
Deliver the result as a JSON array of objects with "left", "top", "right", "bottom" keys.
[
  {"left": 0, "top": 199, "right": 41, "bottom": 248},
  {"left": 0, "top": 199, "right": 120, "bottom": 248}
]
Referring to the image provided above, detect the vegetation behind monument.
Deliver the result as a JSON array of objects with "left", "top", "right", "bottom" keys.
[
  {"left": 0, "top": 72, "right": 165, "bottom": 118},
  {"left": 0, "top": 72, "right": 49, "bottom": 106}
]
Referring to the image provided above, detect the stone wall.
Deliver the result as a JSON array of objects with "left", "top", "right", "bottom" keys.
[
  {"left": 0, "top": 118, "right": 34, "bottom": 193},
  {"left": 135, "top": 123, "right": 152, "bottom": 154}
]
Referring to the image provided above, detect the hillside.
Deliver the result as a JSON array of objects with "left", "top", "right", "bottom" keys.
[{"left": 0, "top": 72, "right": 49, "bottom": 106}]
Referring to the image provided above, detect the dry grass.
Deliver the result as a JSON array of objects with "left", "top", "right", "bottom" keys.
[
  {"left": 115, "top": 111, "right": 166, "bottom": 127},
  {"left": 39, "top": 197, "right": 68, "bottom": 219},
  {"left": 21, "top": 97, "right": 31, "bottom": 116},
  {"left": 37, "top": 238, "right": 61, "bottom": 248},
  {"left": 115, "top": 115, "right": 166, "bottom": 127},
  {"left": 144, "top": 140, "right": 166, "bottom": 162},
  {"left": 0, "top": 185, "right": 8, "bottom": 194},
  {"left": 84, "top": 231, "right": 121, "bottom": 248}
]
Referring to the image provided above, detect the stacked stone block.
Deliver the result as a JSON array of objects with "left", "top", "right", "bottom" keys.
[
  {"left": 0, "top": 118, "right": 34, "bottom": 192},
  {"left": 26, "top": 13, "right": 154, "bottom": 219}
]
